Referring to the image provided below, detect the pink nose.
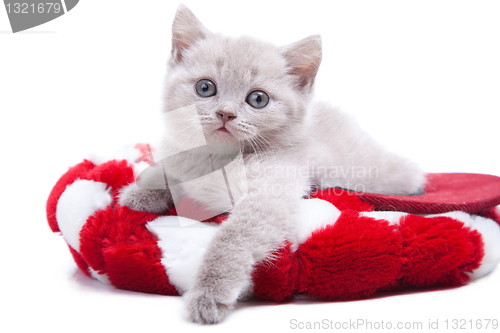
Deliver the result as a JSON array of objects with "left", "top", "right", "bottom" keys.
[{"left": 216, "top": 110, "right": 237, "bottom": 123}]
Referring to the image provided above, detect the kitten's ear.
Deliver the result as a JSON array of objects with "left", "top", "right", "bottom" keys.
[
  {"left": 171, "top": 5, "right": 209, "bottom": 63},
  {"left": 281, "top": 35, "right": 322, "bottom": 90}
]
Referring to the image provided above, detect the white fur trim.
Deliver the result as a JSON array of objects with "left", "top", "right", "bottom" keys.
[
  {"left": 149, "top": 199, "right": 340, "bottom": 293},
  {"left": 87, "top": 144, "right": 142, "bottom": 166},
  {"left": 433, "top": 211, "right": 500, "bottom": 280},
  {"left": 360, "top": 211, "right": 408, "bottom": 225},
  {"left": 89, "top": 268, "right": 111, "bottom": 285},
  {"left": 146, "top": 216, "right": 219, "bottom": 295},
  {"left": 291, "top": 198, "right": 341, "bottom": 252},
  {"left": 56, "top": 180, "right": 112, "bottom": 252}
]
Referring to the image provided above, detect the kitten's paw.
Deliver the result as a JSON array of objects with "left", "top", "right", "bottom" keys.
[
  {"left": 183, "top": 288, "right": 233, "bottom": 324},
  {"left": 118, "top": 183, "right": 171, "bottom": 214}
]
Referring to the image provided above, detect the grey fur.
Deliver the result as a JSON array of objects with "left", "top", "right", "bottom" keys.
[
  {"left": 119, "top": 183, "right": 172, "bottom": 214},
  {"left": 119, "top": 4, "right": 426, "bottom": 324}
]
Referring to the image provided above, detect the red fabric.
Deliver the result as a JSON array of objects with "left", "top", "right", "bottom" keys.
[
  {"left": 398, "top": 214, "right": 484, "bottom": 287},
  {"left": 46, "top": 153, "right": 499, "bottom": 301},
  {"left": 252, "top": 211, "right": 485, "bottom": 301},
  {"left": 79, "top": 205, "right": 178, "bottom": 295},
  {"left": 357, "top": 173, "right": 500, "bottom": 214},
  {"left": 296, "top": 211, "right": 404, "bottom": 300},
  {"left": 86, "top": 160, "right": 135, "bottom": 202},
  {"left": 46, "top": 160, "right": 96, "bottom": 232},
  {"left": 310, "top": 189, "right": 374, "bottom": 212},
  {"left": 68, "top": 245, "right": 91, "bottom": 278},
  {"left": 252, "top": 242, "right": 299, "bottom": 302},
  {"left": 46, "top": 159, "right": 135, "bottom": 232},
  {"left": 134, "top": 143, "right": 154, "bottom": 165}
]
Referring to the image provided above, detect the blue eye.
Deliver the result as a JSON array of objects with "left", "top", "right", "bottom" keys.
[
  {"left": 246, "top": 90, "right": 269, "bottom": 108},
  {"left": 196, "top": 79, "right": 217, "bottom": 97}
]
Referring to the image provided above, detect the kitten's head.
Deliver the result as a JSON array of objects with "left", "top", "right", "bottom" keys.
[{"left": 161, "top": 5, "right": 322, "bottom": 154}]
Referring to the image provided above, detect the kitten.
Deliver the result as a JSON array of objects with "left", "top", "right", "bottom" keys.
[{"left": 119, "top": 5, "right": 425, "bottom": 324}]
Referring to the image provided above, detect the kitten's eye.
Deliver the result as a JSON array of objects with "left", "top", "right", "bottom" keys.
[
  {"left": 246, "top": 90, "right": 269, "bottom": 108},
  {"left": 196, "top": 79, "right": 217, "bottom": 97}
]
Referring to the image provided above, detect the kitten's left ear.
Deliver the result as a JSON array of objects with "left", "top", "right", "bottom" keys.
[
  {"left": 281, "top": 35, "right": 322, "bottom": 90},
  {"left": 171, "top": 5, "right": 210, "bottom": 63}
]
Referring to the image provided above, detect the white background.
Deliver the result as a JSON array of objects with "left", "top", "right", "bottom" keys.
[{"left": 1, "top": 0, "right": 499, "bottom": 332}]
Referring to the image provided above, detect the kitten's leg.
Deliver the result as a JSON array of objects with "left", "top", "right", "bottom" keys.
[
  {"left": 365, "top": 151, "right": 426, "bottom": 195},
  {"left": 309, "top": 101, "right": 426, "bottom": 195},
  {"left": 183, "top": 162, "right": 308, "bottom": 324},
  {"left": 183, "top": 199, "right": 300, "bottom": 323},
  {"left": 318, "top": 150, "right": 426, "bottom": 196},
  {"left": 118, "top": 183, "right": 173, "bottom": 214}
]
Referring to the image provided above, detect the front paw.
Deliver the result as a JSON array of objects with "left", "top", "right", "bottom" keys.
[
  {"left": 118, "top": 183, "right": 171, "bottom": 214},
  {"left": 183, "top": 287, "right": 233, "bottom": 324}
]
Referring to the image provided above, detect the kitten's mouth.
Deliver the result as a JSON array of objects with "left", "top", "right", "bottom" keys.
[
  {"left": 213, "top": 126, "right": 236, "bottom": 141},
  {"left": 217, "top": 126, "right": 231, "bottom": 134},
  {"left": 216, "top": 126, "right": 231, "bottom": 134}
]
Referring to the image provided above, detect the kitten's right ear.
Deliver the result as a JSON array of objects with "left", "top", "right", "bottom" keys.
[
  {"left": 171, "top": 5, "right": 209, "bottom": 63},
  {"left": 281, "top": 35, "right": 322, "bottom": 91}
]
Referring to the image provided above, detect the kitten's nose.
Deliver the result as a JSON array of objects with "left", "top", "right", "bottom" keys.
[{"left": 216, "top": 110, "right": 237, "bottom": 124}]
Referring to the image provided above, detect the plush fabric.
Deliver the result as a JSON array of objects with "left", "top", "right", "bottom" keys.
[
  {"left": 357, "top": 173, "right": 500, "bottom": 214},
  {"left": 46, "top": 144, "right": 500, "bottom": 301}
]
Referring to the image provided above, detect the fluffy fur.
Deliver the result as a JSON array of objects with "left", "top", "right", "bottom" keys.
[{"left": 118, "top": 5, "right": 426, "bottom": 324}]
